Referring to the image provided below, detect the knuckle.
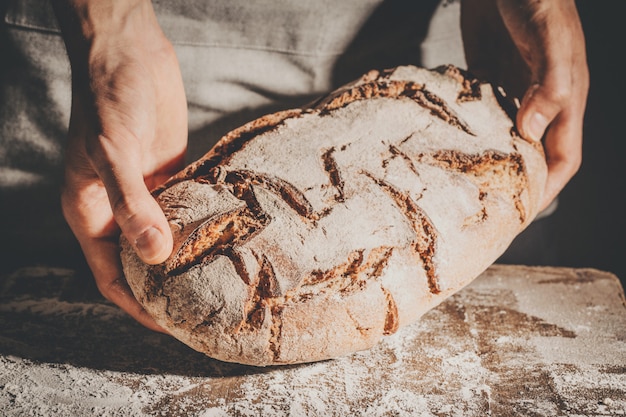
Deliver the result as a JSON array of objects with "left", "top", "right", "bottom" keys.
[
  {"left": 96, "top": 276, "right": 129, "bottom": 304},
  {"left": 110, "top": 192, "right": 153, "bottom": 237},
  {"left": 551, "top": 152, "right": 582, "bottom": 179},
  {"left": 110, "top": 193, "right": 137, "bottom": 225},
  {"left": 543, "top": 82, "right": 572, "bottom": 107},
  {"left": 567, "top": 154, "right": 582, "bottom": 176}
]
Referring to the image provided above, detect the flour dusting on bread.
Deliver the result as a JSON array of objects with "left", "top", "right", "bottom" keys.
[{"left": 121, "top": 65, "right": 547, "bottom": 366}]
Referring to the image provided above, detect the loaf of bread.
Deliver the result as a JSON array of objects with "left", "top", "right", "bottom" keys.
[{"left": 120, "top": 65, "right": 547, "bottom": 366}]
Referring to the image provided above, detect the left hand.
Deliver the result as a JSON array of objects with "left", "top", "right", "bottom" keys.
[
  {"left": 461, "top": 0, "right": 589, "bottom": 211},
  {"left": 53, "top": 0, "right": 188, "bottom": 331}
]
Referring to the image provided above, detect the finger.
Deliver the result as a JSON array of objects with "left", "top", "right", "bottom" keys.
[
  {"left": 518, "top": 77, "right": 583, "bottom": 211},
  {"left": 509, "top": 0, "right": 583, "bottom": 143},
  {"left": 516, "top": 65, "right": 572, "bottom": 210},
  {"left": 81, "top": 235, "right": 169, "bottom": 334},
  {"left": 522, "top": 61, "right": 587, "bottom": 210},
  {"left": 88, "top": 134, "right": 174, "bottom": 265},
  {"left": 516, "top": 65, "right": 571, "bottom": 143},
  {"left": 540, "top": 110, "right": 583, "bottom": 210},
  {"left": 61, "top": 168, "right": 169, "bottom": 333}
]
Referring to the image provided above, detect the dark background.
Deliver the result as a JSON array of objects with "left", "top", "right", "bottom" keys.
[{"left": 542, "top": 1, "right": 626, "bottom": 285}]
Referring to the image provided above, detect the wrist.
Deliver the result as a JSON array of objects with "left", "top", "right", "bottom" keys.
[{"left": 51, "top": 0, "right": 166, "bottom": 70}]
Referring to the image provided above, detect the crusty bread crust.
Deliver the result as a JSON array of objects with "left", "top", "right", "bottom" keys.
[{"left": 121, "top": 65, "right": 547, "bottom": 366}]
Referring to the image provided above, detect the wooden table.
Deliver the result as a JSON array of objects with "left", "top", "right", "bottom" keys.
[{"left": 1, "top": 265, "right": 624, "bottom": 416}]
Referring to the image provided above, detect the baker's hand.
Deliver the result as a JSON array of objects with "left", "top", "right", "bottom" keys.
[
  {"left": 462, "top": 0, "right": 589, "bottom": 210},
  {"left": 53, "top": 0, "right": 187, "bottom": 331}
]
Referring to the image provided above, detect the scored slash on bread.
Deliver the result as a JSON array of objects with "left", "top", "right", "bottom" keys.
[{"left": 121, "top": 65, "right": 547, "bottom": 366}]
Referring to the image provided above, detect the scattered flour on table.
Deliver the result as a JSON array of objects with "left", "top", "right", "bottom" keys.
[
  {"left": 2, "top": 266, "right": 625, "bottom": 416},
  {"left": 0, "top": 321, "right": 494, "bottom": 416}
]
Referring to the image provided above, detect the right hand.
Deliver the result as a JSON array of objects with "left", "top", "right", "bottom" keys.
[
  {"left": 53, "top": 0, "right": 187, "bottom": 331},
  {"left": 461, "top": 0, "right": 589, "bottom": 211},
  {"left": 496, "top": 0, "right": 588, "bottom": 211}
]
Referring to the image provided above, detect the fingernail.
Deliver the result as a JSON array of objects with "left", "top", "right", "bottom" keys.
[
  {"left": 135, "top": 227, "right": 165, "bottom": 262},
  {"left": 527, "top": 112, "right": 549, "bottom": 142}
]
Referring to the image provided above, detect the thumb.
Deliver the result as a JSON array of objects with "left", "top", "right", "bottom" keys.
[
  {"left": 515, "top": 68, "right": 584, "bottom": 211},
  {"left": 93, "top": 137, "right": 173, "bottom": 265},
  {"left": 516, "top": 81, "right": 565, "bottom": 143}
]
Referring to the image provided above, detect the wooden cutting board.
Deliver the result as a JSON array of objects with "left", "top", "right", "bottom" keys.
[{"left": 1, "top": 264, "right": 624, "bottom": 416}]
